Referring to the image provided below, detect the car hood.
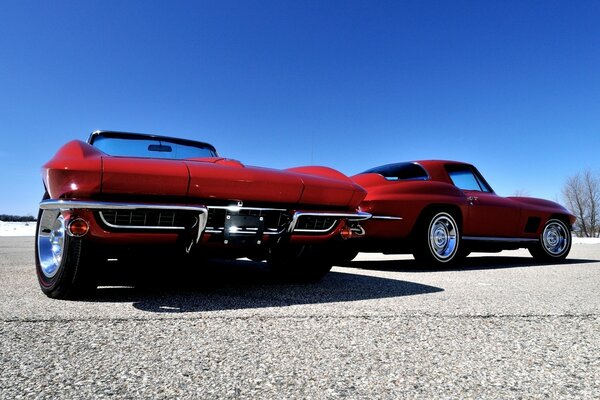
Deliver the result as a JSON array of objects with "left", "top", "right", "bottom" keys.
[{"left": 506, "top": 196, "right": 575, "bottom": 216}]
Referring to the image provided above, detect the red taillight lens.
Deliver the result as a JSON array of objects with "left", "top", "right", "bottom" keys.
[
  {"left": 340, "top": 226, "right": 353, "bottom": 240},
  {"left": 68, "top": 218, "right": 89, "bottom": 237}
]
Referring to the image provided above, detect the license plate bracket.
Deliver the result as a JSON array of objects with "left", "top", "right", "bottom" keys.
[{"left": 223, "top": 214, "right": 264, "bottom": 245}]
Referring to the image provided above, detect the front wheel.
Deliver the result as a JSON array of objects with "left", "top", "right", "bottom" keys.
[
  {"left": 528, "top": 219, "right": 571, "bottom": 261},
  {"left": 36, "top": 208, "right": 97, "bottom": 299},
  {"left": 413, "top": 211, "right": 461, "bottom": 266},
  {"left": 268, "top": 245, "right": 333, "bottom": 282}
]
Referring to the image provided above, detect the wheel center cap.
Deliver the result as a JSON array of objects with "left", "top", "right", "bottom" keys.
[
  {"left": 547, "top": 231, "right": 559, "bottom": 246},
  {"left": 434, "top": 228, "right": 447, "bottom": 247}
]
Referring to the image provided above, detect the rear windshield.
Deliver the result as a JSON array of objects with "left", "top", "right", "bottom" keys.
[
  {"left": 362, "top": 162, "right": 429, "bottom": 181},
  {"left": 91, "top": 133, "right": 217, "bottom": 159}
]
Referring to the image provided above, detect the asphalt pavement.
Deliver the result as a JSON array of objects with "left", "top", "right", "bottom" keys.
[{"left": 1, "top": 237, "right": 599, "bottom": 399}]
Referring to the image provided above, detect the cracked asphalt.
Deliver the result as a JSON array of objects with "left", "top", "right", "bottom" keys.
[{"left": 1, "top": 237, "right": 599, "bottom": 399}]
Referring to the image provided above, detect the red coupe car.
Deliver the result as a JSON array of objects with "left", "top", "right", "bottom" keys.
[
  {"left": 36, "top": 130, "right": 370, "bottom": 298},
  {"left": 344, "top": 160, "right": 575, "bottom": 265}
]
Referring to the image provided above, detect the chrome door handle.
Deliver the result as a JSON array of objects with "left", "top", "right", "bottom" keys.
[{"left": 467, "top": 196, "right": 478, "bottom": 204}]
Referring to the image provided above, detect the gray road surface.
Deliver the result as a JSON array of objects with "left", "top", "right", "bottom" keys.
[{"left": 1, "top": 237, "right": 599, "bottom": 399}]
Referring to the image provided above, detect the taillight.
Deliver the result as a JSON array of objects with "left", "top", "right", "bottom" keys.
[
  {"left": 68, "top": 218, "right": 89, "bottom": 237},
  {"left": 340, "top": 226, "right": 353, "bottom": 240}
]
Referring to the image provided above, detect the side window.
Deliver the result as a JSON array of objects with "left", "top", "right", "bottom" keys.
[
  {"left": 473, "top": 173, "right": 492, "bottom": 193},
  {"left": 448, "top": 169, "right": 482, "bottom": 191},
  {"left": 446, "top": 165, "right": 492, "bottom": 192}
]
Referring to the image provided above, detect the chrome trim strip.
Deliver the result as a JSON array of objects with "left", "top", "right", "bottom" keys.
[
  {"left": 205, "top": 228, "right": 284, "bottom": 235},
  {"left": 371, "top": 215, "right": 403, "bottom": 220},
  {"left": 288, "top": 211, "right": 371, "bottom": 233},
  {"left": 40, "top": 199, "right": 208, "bottom": 213},
  {"left": 207, "top": 205, "right": 287, "bottom": 212},
  {"left": 462, "top": 236, "right": 539, "bottom": 243},
  {"left": 39, "top": 200, "right": 208, "bottom": 243}
]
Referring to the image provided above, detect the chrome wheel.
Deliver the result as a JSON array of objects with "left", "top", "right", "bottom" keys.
[
  {"left": 428, "top": 213, "right": 459, "bottom": 262},
  {"left": 542, "top": 220, "right": 569, "bottom": 256},
  {"left": 35, "top": 202, "right": 95, "bottom": 299},
  {"left": 37, "top": 210, "right": 66, "bottom": 279}
]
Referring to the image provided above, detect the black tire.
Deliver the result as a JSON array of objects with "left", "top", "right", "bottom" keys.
[
  {"left": 456, "top": 248, "right": 471, "bottom": 260},
  {"left": 35, "top": 207, "right": 97, "bottom": 299},
  {"left": 413, "top": 211, "right": 461, "bottom": 266},
  {"left": 528, "top": 219, "right": 572, "bottom": 261},
  {"left": 328, "top": 242, "right": 359, "bottom": 266},
  {"left": 268, "top": 245, "right": 333, "bottom": 282},
  {"left": 336, "top": 249, "right": 359, "bottom": 266}
]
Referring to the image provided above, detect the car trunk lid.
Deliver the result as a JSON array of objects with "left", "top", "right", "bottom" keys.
[{"left": 101, "top": 156, "right": 362, "bottom": 208}]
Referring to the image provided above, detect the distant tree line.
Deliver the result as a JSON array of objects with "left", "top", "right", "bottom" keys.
[
  {"left": 562, "top": 169, "right": 600, "bottom": 238},
  {"left": 0, "top": 214, "right": 36, "bottom": 222}
]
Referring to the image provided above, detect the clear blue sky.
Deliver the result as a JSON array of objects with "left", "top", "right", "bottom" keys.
[{"left": 1, "top": 0, "right": 599, "bottom": 215}]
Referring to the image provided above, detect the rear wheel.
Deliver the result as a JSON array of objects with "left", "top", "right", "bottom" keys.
[
  {"left": 36, "top": 208, "right": 97, "bottom": 299},
  {"left": 529, "top": 219, "right": 571, "bottom": 261},
  {"left": 413, "top": 211, "right": 461, "bottom": 266},
  {"left": 268, "top": 245, "right": 333, "bottom": 282}
]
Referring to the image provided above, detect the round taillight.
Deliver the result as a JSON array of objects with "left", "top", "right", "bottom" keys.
[
  {"left": 340, "top": 226, "right": 353, "bottom": 240},
  {"left": 68, "top": 218, "right": 89, "bottom": 237}
]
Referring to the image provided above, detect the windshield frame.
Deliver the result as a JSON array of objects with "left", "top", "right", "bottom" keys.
[{"left": 87, "top": 130, "right": 218, "bottom": 159}]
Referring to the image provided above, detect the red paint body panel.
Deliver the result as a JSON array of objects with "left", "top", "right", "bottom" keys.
[
  {"left": 42, "top": 141, "right": 103, "bottom": 199},
  {"left": 187, "top": 163, "right": 305, "bottom": 204},
  {"left": 102, "top": 157, "right": 190, "bottom": 197},
  {"left": 462, "top": 190, "right": 520, "bottom": 237},
  {"left": 287, "top": 166, "right": 366, "bottom": 209}
]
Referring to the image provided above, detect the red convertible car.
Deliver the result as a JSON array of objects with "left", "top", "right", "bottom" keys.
[
  {"left": 36, "top": 130, "right": 370, "bottom": 298},
  {"left": 344, "top": 160, "right": 575, "bottom": 265}
]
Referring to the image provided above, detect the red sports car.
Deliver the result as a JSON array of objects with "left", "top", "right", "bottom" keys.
[
  {"left": 36, "top": 130, "right": 370, "bottom": 298},
  {"left": 344, "top": 160, "right": 575, "bottom": 265}
]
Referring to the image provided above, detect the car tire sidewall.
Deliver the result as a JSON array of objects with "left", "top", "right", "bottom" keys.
[
  {"left": 415, "top": 211, "right": 461, "bottom": 265},
  {"left": 35, "top": 208, "right": 87, "bottom": 298},
  {"left": 537, "top": 219, "right": 572, "bottom": 260}
]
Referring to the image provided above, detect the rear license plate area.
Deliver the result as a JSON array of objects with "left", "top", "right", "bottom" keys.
[{"left": 223, "top": 214, "right": 264, "bottom": 244}]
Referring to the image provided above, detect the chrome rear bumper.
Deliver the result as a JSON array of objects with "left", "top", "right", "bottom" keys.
[{"left": 39, "top": 199, "right": 372, "bottom": 237}]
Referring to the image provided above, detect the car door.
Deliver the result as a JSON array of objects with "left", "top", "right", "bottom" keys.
[{"left": 446, "top": 165, "right": 521, "bottom": 238}]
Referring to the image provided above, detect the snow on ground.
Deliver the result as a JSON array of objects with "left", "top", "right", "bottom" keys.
[
  {"left": 0, "top": 221, "right": 37, "bottom": 237},
  {"left": 1, "top": 220, "right": 600, "bottom": 243},
  {"left": 572, "top": 237, "right": 600, "bottom": 244}
]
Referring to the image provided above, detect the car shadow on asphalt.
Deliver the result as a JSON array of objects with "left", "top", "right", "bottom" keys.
[
  {"left": 348, "top": 256, "right": 597, "bottom": 273},
  {"left": 87, "top": 258, "right": 443, "bottom": 313}
]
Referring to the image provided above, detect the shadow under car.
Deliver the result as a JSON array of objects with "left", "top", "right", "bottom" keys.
[{"left": 79, "top": 258, "right": 444, "bottom": 313}]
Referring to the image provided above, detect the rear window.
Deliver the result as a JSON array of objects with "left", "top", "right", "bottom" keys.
[{"left": 362, "top": 162, "right": 429, "bottom": 181}]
